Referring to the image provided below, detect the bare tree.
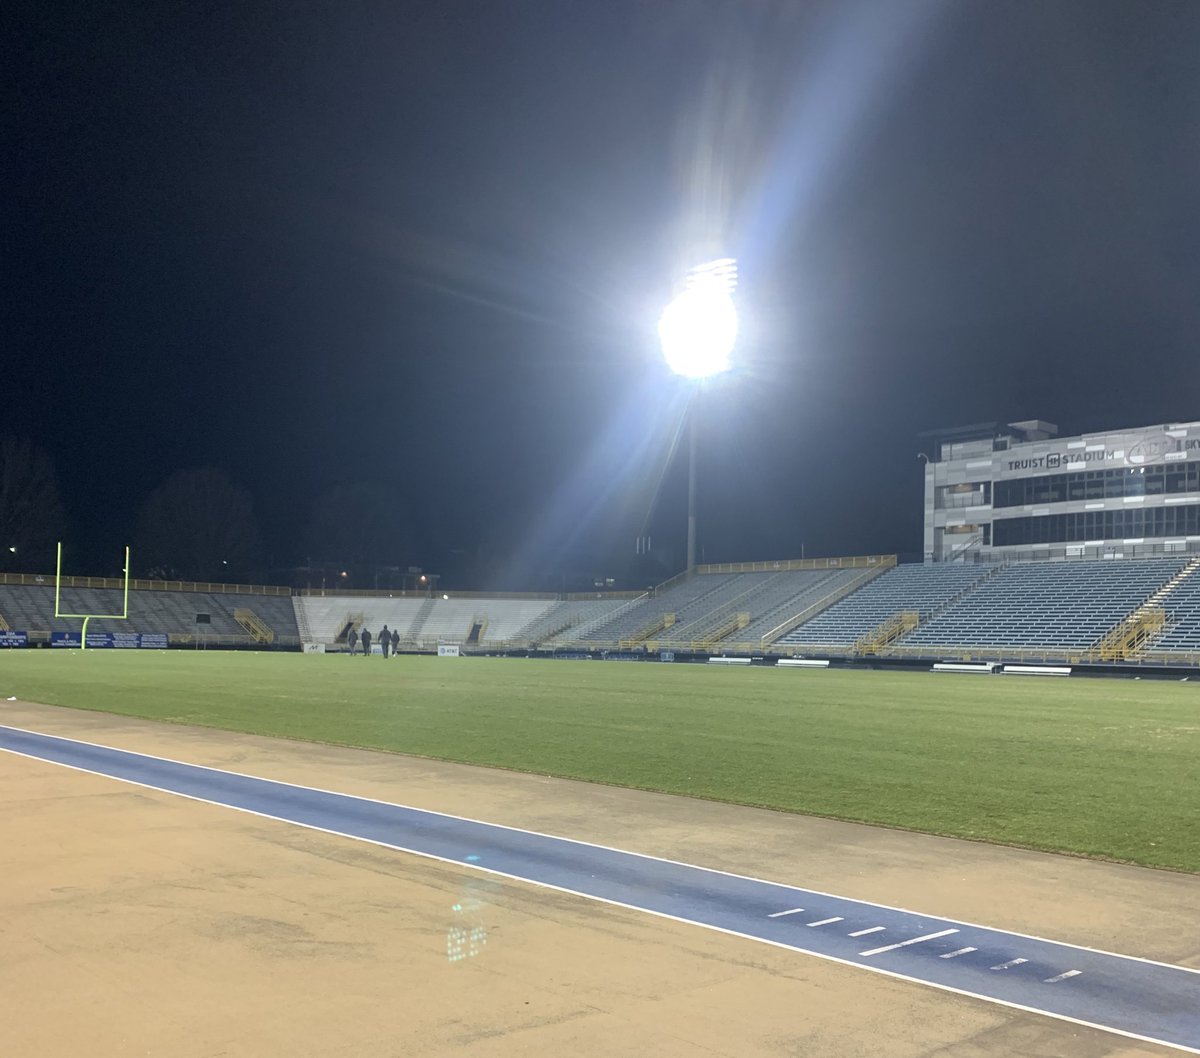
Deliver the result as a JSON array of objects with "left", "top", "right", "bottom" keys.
[
  {"left": 0, "top": 437, "right": 66, "bottom": 571},
  {"left": 135, "top": 468, "right": 262, "bottom": 581}
]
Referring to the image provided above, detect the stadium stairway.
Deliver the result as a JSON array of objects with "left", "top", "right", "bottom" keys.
[
  {"left": 292, "top": 598, "right": 312, "bottom": 642},
  {"left": 1101, "top": 555, "right": 1200, "bottom": 661},
  {"left": 405, "top": 597, "right": 436, "bottom": 644}
]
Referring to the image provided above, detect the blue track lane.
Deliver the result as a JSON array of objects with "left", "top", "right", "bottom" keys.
[{"left": 2, "top": 723, "right": 1198, "bottom": 1054}]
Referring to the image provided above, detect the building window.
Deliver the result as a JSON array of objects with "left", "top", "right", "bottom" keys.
[
  {"left": 993, "top": 460, "right": 1200, "bottom": 508},
  {"left": 993, "top": 505, "right": 1200, "bottom": 546}
]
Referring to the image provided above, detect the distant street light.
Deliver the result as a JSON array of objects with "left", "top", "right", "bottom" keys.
[{"left": 659, "top": 258, "right": 738, "bottom": 572}]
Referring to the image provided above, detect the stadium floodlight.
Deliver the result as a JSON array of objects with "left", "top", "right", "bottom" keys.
[
  {"left": 658, "top": 259, "right": 738, "bottom": 571},
  {"left": 658, "top": 258, "right": 738, "bottom": 379}
]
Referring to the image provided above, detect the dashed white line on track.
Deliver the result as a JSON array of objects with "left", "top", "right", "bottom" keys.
[
  {"left": 1045, "top": 970, "right": 1083, "bottom": 983},
  {"left": 860, "top": 929, "right": 959, "bottom": 957}
]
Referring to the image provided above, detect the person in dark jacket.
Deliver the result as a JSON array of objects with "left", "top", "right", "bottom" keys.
[
  {"left": 379, "top": 625, "right": 390, "bottom": 658},
  {"left": 391, "top": 628, "right": 400, "bottom": 656},
  {"left": 361, "top": 627, "right": 372, "bottom": 655},
  {"left": 347, "top": 627, "right": 358, "bottom": 656}
]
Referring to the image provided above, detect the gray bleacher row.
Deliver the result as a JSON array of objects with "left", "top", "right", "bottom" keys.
[
  {"left": 565, "top": 573, "right": 742, "bottom": 644},
  {"left": 906, "top": 557, "right": 1188, "bottom": 652},
  {"left": 722, "top": 568, "right": 867, "bottom": 644},
  {"left": 515, "top": 598, "right": 630, "bottom": 645},
  {"left": 545, "top": 565, "right": 889, "bottom": 649},
  {"left": 0, "top": 585, "right": 299, "bottom": 641},
  {"left": 656, "top": 568, "right": 865, "bottom": 646},
  {"left": 11, "top": 557, "right": 1200, "bottom": 658},
  {"left": 778, "top": 564, "right": 987, "bottom": 648}
]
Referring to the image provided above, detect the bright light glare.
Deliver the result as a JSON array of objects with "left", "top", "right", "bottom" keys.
[{"left": 658, "top": 274, "right": 738, "bottom": 380}]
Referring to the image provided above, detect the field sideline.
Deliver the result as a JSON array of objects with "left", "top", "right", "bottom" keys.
[{"left": 1, "top": 651, "right": 1197, "bottom": 873}]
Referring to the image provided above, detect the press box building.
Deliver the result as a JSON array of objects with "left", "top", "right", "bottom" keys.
[{"left": 923, "top": 420, "right": 1200, "bottom": 563}]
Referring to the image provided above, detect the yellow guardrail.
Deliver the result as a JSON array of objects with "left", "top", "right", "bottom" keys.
[
  {"left": 619, "top": 613, "right": 675, "bottom": 650},
  {"left": 295, "top": 587, "right": 560, "bottom": 600},
  {"left": 698, "top": 554, "right": 897, "bottom": 575},
  {"left": 233, "top": 608, "right": 275, "bottom": 644},
  {"left": 0, "top": 571, "right": 291, "bottom": 596},
  {"left": 854, "top": 611, "right": 919, "bottom": 654}
]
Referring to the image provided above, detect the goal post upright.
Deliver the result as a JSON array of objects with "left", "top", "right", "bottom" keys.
[{"left": 55, "top": 542, "right": 132, "bottom": 650}]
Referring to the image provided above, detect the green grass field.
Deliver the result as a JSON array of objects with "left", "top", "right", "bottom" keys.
[{"left": 2, "top": 651, "right": 1198, "bottom": 872}]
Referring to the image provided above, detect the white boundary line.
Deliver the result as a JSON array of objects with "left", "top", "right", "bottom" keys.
[
  {"left": 0, "top": 740, "right": 1197, "bottom": 1056},
  {"left": 1, "top": 721, "right": 1195, "bottom": 979}
]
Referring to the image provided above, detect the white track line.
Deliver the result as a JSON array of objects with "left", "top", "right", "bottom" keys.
[
  {"left": 848, "top": 926, "right": 886, "bottom": 937},
  {"left": 807, "top": 917, "right": 844, "bottom": 927},
  {"left": 991, "top": 958, "right": 1029, "bottom": 971},
  {"left": 767, "top": 907, "right": 806, "bottom": 918},
  {"left": 1045, "top": 970, "right": 1083, "bottom": 983},
  {"left": 861, "top": 929, "right": 959, "bottom": 957},
  {"left": 940, "top": 947, "right": 978, "bottom": 959}
]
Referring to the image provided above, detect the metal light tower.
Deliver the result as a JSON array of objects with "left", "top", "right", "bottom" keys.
[{"left": 658, "top": 258, "right": 738, "bottom": 572}]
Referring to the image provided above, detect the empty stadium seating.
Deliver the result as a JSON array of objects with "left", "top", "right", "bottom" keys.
[
  {"left": 0, "top": 584, "right": 300, "bottom": 643},
  {"left": 513, "top": 598, "right": 629, "bottom": 646},
  {"left": 10, "top": 553, "right": 1200, "bottom": 664},
  {"left": 564, "top": 573, "right": 743, "bottom": 645},
  {"left": 778, "top": 564, "right": 989, "bottom": 649},
  {"left": 903, "top": 557, "right": 1186, "bottom": 654}
]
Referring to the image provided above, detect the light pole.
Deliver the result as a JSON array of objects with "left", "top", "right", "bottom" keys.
[{"left": 658, "top": 258, "right": 738, "bottom": 573}]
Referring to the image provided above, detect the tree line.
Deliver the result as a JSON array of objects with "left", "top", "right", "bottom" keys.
[{"left": 0, "top": 437, "right": 412, "bottom": 584}]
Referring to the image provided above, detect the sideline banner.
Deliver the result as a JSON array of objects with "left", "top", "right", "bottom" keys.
[
  {"left": 50, "top": 632, "right": 168, "bottom": 649},
  {"left": 0, "top": 631, "right": 29, "bottom": 648},
  {"left": 437, "top": 645, "right": 460, "bottom": 657}
]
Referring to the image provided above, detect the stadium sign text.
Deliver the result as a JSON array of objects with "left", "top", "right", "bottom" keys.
[
  {"left": 1004, "top": 435, "right": 1200, "bottom": 475},
  {"left": 50, "top": 632, "right": 169, "bottom": 649}
]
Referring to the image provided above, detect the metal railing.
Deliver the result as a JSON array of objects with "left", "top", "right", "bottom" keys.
[
  {"left": 696, "top": 554, "right": 896, "bottom": 575},
  {"left": 0, "top": 571, "right": 291, "bottom": 596},
  {"left": 757, "top": 562, "right": 896, "bottom": 648}
]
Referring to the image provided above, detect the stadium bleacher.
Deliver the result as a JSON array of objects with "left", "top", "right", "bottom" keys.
[
  {"left": 777, "top": 563, "right": 988, "bottom": 650},
  {"left": 513, "top": 598, "right": 629, "bottom": 647},
  {"left": 904, "top": 557, "right": 1186, "bottom": 655},
  {"left": 8, "top": 552, "right": 1200, "bottom": 664},
  {"left": 0, "top": 584, "right": 300, "bottom": 643},
  {"left": 564, "top": 573, "right": 743, "bottom": 645}
]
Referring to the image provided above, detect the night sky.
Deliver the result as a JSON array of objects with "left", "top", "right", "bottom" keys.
[{"left": 6, "top": 1, "right": 1200, "bottom": 588}]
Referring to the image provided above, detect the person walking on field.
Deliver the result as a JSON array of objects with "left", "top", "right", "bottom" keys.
[
  {"left": 391, "top": 627, "right": 399, "bottom": 656},
  {"left": 361, "top": 627, "right": 372, "bottom": 656},
  {"left": 347, "top": 627, "right": 358, "bottom": 656},
  {"left": 379, "top": 625, "right": 390, "bottom": 658}
]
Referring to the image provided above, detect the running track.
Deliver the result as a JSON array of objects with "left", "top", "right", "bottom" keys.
[{"left": 1, "top": 723, "right": 1197, "bottom": 1054}]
